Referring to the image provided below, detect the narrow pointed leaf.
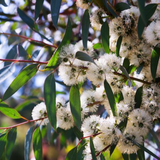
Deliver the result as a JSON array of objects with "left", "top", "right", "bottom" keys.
[
  {"left": 76, "top": 51, "right": 96, "bottom": 65},
  {"left": 127, "top": 137, "right": 160, "bottom": 160},
  {"left": 101, "top": 21, "right": 109, "bottom": 53},
  {"left": 100, "top": 154, "right": 105, "bottom": 160},
  {"left": 47, "top": 123, "right": 52, "bottom": 143},
  {"left": 35, "top": 0, "right": 44, "bottom": 20},
  {"left": 2, "top": 64, "right": 39, "bottom": 101},
  {"left": 137, "top": 16, "right": 145, "bottom": 39},
  {"left": 6, "top": 128, "right": 17, "bottom": 160},
  {"left": 69, "top": 85, "right": 81, "bottom": 129},
  {"left": 130, "top": 153, "right": 137, "bottom": 160},
  {"left": 24, "top": 127, "right": 33, "bottom": 160},
  {"left": 0, "top": 133, "right": 7, "bottom": 159},
  {"left": 137, "top": 149, "right": 145, "bottom": 160},
  {"left": 33, "top": 128, "right": 42, "bottom": 160},
  {"left": 93, "top": 43, "right": 103, "bottom": 49},
  {"left": 47, "top": 18, "right": 72, "bottom": 69},
  {"left": 18, "top": 44, "right": 28, "bottom": 58},
  {"left": 18, "top": 8, "right": 36, "bottom": 29},
  {"left": 82, "top": 10, "right": 90, "bottom": 50},
  {"left": 151, "top": 47, "right": 160, "bottom": 80},
  {"left": 116, "top": 36, "right": 122, "bottom": 57},
  {"left": 65, "top": 147, "right": 77, "bottom": 160},
  {"left": 0, "top": 102, "right": 22, "bottom": 119},
  {"left": 145, "top": 4, "right": 157, "bottom": 20},
  {"left": 4, "top": 45, "right": 17, "bottom": 66},
  {"left": 122, "top": 154, "right": 129, "bottom": 160},
  {"left": 120, "top": 65, "right": 131, "bottom": 81},
  {"left": 115, "top": 2, "right": 130, "bottom": 12},
  {"left": 44, "top": 73, "right": 56, "bottom": 129},
  {"left": 90, "top": 137, "right": 97, "bottom": 160},
  {"left": 0, "top": 0, "right": 7, "bottom": 6},
  {"left": 104, "top": 80, "right": 116, "bottom": 116},
  {"left": 135, "top": 86, "right": 143, "bottom": 109},
  {"left": 51, "top": 0, "right": 62, "bottom": 28},
  {"left": 110, "top": 141, "right": 118, "bottom": 156}
]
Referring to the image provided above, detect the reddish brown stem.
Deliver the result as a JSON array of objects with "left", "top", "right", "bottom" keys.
[
  {"left": 0, "top": 58, "right": 48, "bottom": 64},
  {"left": 0, "top": 32, "right": 57, "bottom": 48},
  {"left": 0, "top": 117, "right": 47, "bottom": 130},
  {"left": 96, "top": 144, "right": 111, "bottom": 157}
]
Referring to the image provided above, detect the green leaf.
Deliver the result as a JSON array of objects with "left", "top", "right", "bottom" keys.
[
  {"left": 0, "top": 102, "right": 22, "bottom": 119},
  {"left": 110, "top": 141, "right": 118, "bottom": 156},
  {"left": 69, "top": 85, "right": 81, "bottom": 129},
  {"left": 44, "top": 73, "right": 56, "bottom": 129},
  {"left": 151, "top": 47, "right": 160, "bottom": 80},
  {"left": 100, "top": 154, "right": 105, "bottom": 160},
  {"left": 18, "top": 44, "right": 28, "bottom": 58},
  {"left": 90, "top": 137, "right": 97, "bottom": 160},
  {"left": 135, "top": 86, "right": 143, "bottom": 109},
  {"left": 128, "top": 65, "right": 137, "bottom": 74},
  {"left": 51, "top": 0, "right": 62, "bottom": 28},
  {"left": 123, "top": 58, "right": 130, "bottom": 69},
  {"left": 137, "top": 0, "right": 147, "bottom": 25},
  {"left": 73, "top": 127, "right": 83, "bottom": 140},
  {"left": 6, "top": 128, "right": 17, "bottom": 160},
  {"left": 114, "top": 91, "right": 123, "bottom": 103},
  {"left": 130, "top": 153, "right": 137, "bottom": 160},
  {"left": 76, "top": 51, "right": 96, "bottom": 65},
  {"left": 17, "top": 8, "right": 36, "bottom": 29},
  {"left": 77, "top": 144, "right": 85, "bottom": 160},
  {"left": 47, "top": 123, "right": 52, "bottom": 143},
  {"left": 116, "top": 36, "right": 122, "bottom": 57},
  {"left": 101, "top": 21, "right": 110, "bottom": 53},
  {"left": 33, "top": 128, "right": 42, "bottom": 160},
  {"left": 137, "top": 62, "right": 144, "bottom": 74},
  {"left": 2, "top": 64, "right": 39, "bottom": 101},
  {"left": 82, "top": 10, "right": 90, "bottom": 50},
  {"left": 0, "top": 0, "right": 7, "bottom": 6},
  {"left": 46, "top": 18, "right": 72, "bottom": 69},
  {"left": 0, "top": 133, "right": 7, "bottom": 159},
  {"left": 137, "top": 16, "right": 145, "bottom": 39},
  {"left": 137, "top": 149, "right": 145, "bottom": 160},
  {"left": 93, "top": 43, "right": 103, "bottom": 49},
  {"left": 24, "top": 127, "right": 33, "bottom": 160},
  {"left": 35, "top": 0, "right": 44, "bottom": 20},
  {"left": 65, "top": 147, "right": 77, "bottom": 160},
  {"left": 4, "top": 45, "right": 17, "bottom": 66},
  {"left": 127, "top": 137, "right": 160, "bottom": 160},
  {"left": 145, "top": 4, "right": 157, "bottom": 20},
  {"left": 115, "top": 2, "right": 130, "bottom": 12},
  {"left": 104, "top": 80, "right": 116, "bottom": 116},
  {"left": 120, "top": 65, "right": 131, "bottom": 82},
  {"left": 122, "top": 154, "right": 129, "bottom": 160}
]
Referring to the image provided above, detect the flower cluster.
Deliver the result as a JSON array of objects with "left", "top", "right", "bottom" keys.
[{"left": 31, "top": 0, "right": 160, "bottom": 159}]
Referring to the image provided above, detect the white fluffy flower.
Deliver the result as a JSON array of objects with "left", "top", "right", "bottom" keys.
[
  {"left": 58, "top": 65, "right": 87, "bottom": 86},
  {"left": 57, "top": 103, "right": 74, "bottom": 130},
  {"left": 76, "top": 0, "right": 89, "bottom": 9},
  {"left": 31, "top": 102, "right": 48, "bottom": 125},
  {"left": 81, "top": 115, "right": 103, "bottom": 137},
  {"left": 90, "top": 8, "right": 106, "bottom": 31}
]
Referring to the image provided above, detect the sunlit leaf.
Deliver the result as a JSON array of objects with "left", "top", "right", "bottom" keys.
[
  {"left": 0, "top": 102, "right": 22, "bottom": 119},
  {"left": 76, "top": 51, "right": 96, "bottom": 65},
  {"left": 65, "top": 147, "right": 77, "bottom": 160},
  {"left": 90, "top": 137, "right": 97, "bottom": 160},
  {"left": 0, "top": 133, "right": 7, "bottom": 159},
  {"left": 82, "top": 9, "right": 90, "bottom": 50},
  {"left": 24, "top": 127, "right": 33, "bottom": 160},
  {"left": 6, "top": 128, "right": 17, "bottom": 160},
  {"left": 44, "top": 73, "right": 56, "bottom": 129},
  {"left": 51, "top": 0, "right": 62, "bottom": 28},
  {"left": 69, "top": 85, "right": 81, "bottom": 129},
  {"left": 2, "top": 64, "right": 39, "bottom": 101},
  {"left": 35, "top": 0, "right": 44, "bottom": 20},
  {"left": 151, "top": 47, "right": 160, "bottom": 80},
  {"left": 101, "top": 21, "right": 109, "bottom": 53},
  {"left": 135, "top": 86, "right": 143, "bottom": 109},
  {"left": 93, "top": 43, "right": 103, "bottom": 49},
  {"left": 33, "top": 128, "right": 42, "bottom": 160},
  {"left": 104, "top": 79, "right": 116, "bottom": 116},
  {"left": 46, "top": 18, "right": 72, "bottom": 69}
]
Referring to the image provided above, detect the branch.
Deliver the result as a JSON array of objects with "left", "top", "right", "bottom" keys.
[
  {"left": 113, "top": 71, "right": 151, "bottom": 85},
  {"left": 0, "top": 58, "right": 48, "bottom": 65},
  {"left": 0, "top": 117, "right": 48, "bottom": 130},
  {"left": 0, "top": 32, "right": 57, "bottom": 48}
]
